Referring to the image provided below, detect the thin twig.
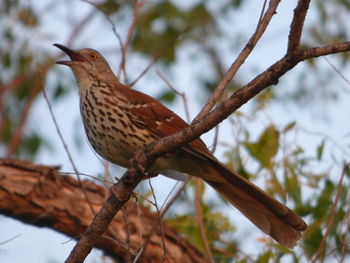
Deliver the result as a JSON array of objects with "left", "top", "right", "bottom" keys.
[
  {"left": 161, "top": 180, "right": 188, "bottom": 218},
  {"left": 129, "top": 27, "right": 189, "bottom": 87},
  {"left": 118, "top": 0, "right": 149, "bottom": 81},
  {"left": 132, "top": 246, "right": 144, "bottom": 263},
  {"left": 156, "top": 70, "right": 191, "bottom": 122},
  {"left": 136, "top": 196, "right": 143, "bottom": 244},
  {"left": 195, "top": 178, "right": 215, "bottom": 263},
  {"left": 0, "top": 234, "right": 22, "bottom": 246},
  {"left": 82, "top": 0, "right": 124, "bottom": 61},
  {"left": 40, "top": 72, "right": 97, "bottom": 216},
  {"left": 324, "top": 56, "right": 350, "bottom": 89},
  {"left": 121, "top": 207, "right": 132, "bottom": 262},
  {"left": 140, "top": 179, "right": 188, "bottom": 257},
  {"left": 194, "top": 0, "right": 280, "bottom": 122},
  {"left": 66, "top": 8, "right": 97, "bottom": 47},
  {"left": 128, "top": 8, "right": 190, "bottom": 87},
  {"left": 311, "top": 163, "right": 349, "bottom": 262},
  {"left": 159, "top": 180, "right": 181, "bottom": 212},
  {"left": 148, "top": 179, "right": 167, "bottom": 262}
]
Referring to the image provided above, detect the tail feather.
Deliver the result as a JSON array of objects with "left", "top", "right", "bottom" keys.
[{"left": 205, "top": 161, "right": 307, "bottom": 248}]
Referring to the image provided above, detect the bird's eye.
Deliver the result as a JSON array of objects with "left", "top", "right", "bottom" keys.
[{"left": 90, "top": 53, "right": 97, "bottom": 61}]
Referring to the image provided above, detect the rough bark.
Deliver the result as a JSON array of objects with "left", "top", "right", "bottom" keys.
[{"left": 0, "top": 159, "right": 205, "bottom": 263}]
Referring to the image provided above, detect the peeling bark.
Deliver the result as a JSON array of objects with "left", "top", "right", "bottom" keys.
[{"left": 0, "top": 159, "right": 205, "bottom": 263}]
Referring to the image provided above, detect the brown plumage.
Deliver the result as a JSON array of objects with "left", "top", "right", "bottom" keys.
[{"left": 54, "top": 43, "right": 308, "bottom": 248}]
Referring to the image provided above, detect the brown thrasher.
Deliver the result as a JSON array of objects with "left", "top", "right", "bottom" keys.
[{"left": 54, "top": 43, "right": 307, "bottom": 248}]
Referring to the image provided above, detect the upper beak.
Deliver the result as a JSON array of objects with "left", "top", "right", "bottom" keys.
[{"left": 53, "top": 43, "right": 85, "bottom": 65}]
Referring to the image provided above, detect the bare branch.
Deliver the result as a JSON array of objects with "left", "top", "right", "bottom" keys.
[
  {"left": 65, "top": 170, "right": 144, "bottom": 263},
  {"left": 299, "top": 42, "right": 350, "bottom": 59},
  {"left": 287, "top": 0, "right": 311, "bottom": 53},
  {"left": 137, "top": 42, "right": 350, "bottom": 168}
]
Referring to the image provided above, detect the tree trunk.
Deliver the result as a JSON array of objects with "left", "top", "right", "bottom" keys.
[{"left": 0, "top": 159, "right": 205, "bottom": 263}]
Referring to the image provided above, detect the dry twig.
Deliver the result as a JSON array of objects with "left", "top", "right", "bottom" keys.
[{"left": 195, "top": 178, "right": 215, "bottom": 263}]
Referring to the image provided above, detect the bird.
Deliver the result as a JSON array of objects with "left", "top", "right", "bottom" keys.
[{"left": 53, "top": 43, "right": 308, "bottom": 248}]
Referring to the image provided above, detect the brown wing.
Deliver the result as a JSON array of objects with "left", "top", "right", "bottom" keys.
[
  {"left": 115, "top": 85, "right": 308, "bottom": 248},
  {"left": 117, "top": 84, "right": 212, "bottom": 156}
]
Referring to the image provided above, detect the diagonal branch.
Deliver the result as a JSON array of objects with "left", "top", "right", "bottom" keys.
[
  {"left": 138, "top": 43, "right": 350, "bottom": 166},
  {"left": 67, "top": 39, "right": 350, "bottom": 263}
]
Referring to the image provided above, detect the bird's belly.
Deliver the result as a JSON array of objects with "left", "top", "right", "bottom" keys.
[
  {"left": 79, "top": 89, "right": 156, "bottom": 168},
  {"left": 81, "top": 110, "right": 151, "bottom": 168}
]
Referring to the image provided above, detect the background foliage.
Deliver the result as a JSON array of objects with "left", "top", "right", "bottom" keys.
[{"left": 1, "top": 0, "right": 349, "bottom": 262}]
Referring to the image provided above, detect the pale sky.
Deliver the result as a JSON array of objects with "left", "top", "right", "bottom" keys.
[{"left": 1, "top": 1, "right": 349, "bottom": 262}]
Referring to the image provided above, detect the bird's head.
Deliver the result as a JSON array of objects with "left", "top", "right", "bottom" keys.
[{"left": 54, "top": 43, "right": 114, "bottom": 82}]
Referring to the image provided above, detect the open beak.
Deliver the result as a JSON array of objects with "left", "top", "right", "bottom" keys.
[{"left": 53, "top": 43, "right": 85, "bottom": 66}]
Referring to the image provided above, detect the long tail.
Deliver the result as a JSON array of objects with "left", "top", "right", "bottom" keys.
[{"left": 205, "top": 160, "right": 307, "bottom": 248}]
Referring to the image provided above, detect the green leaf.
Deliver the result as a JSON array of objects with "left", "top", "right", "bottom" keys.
[
  {"left": 156, "top": 90, "right": 176, "bottom": 103},
  {"left": 256, "top": 250, "right": 273, "bottom": 263},
  {"left": 20, "top": 133, "right": 42, "bottom": 157},
  {"left": 303, "top": 223, "right": 323, "bottom": 258},
  {"left": 346, "top": 165, "right": 350, "bottom": 179},
  {"left": 97, "top": 0, "right": 121, "bottom": 15},
  {"left": 167, "top": 209, "right": 235, "bottom": 256},
  {"left": 17, "top": 7, "right": 39, "bottom": 27},
  {"left": 2, "top": 52, "right": 11, "bottom": 68},
  {"left": 244, "top": 125, "right": 280, "bottom": 169},
  {"left": 254, "top": 88, "right": 274, "bottom": 110},
  {"left": 314, "top": 180, "right": 334, "bottom": 219},
  {"left": 186, "top": 3, "right": 213, "bottom": 27},
  {"left": 223, "top": 147, "right": 254, "bottom": 180},
  {"left": 52, "top": 83, "right": 69, "bottom": 100},
  {"left": 284, "top": 164, "right": 301, "bottom": 205},
  {"left": 133, "top": 2, "right": 182, "bottom": 63},
  {"left": 132, "top": 2, "right": 216, "bottom": 64},
  {"left": 316, "top": 139, "right": 325, "bottom": 161},
  {"left": 283, "top": 121, "right": 297, "bottom": 133},
  {"left": 166, "top": 214, "right": 203, "bottom": 251}
]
